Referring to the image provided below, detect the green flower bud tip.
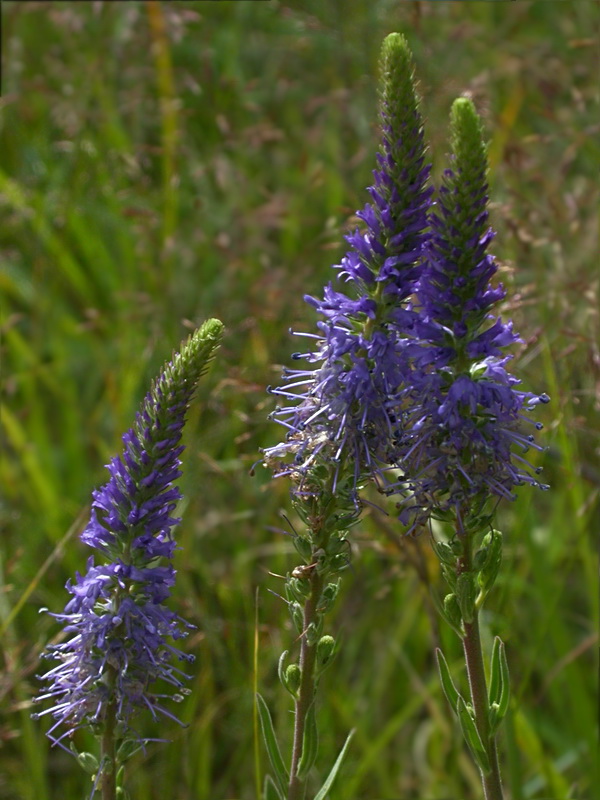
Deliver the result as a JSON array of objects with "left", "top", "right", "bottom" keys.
[
  {"left": 316, "top": 635, "right": 336, "bottom": 667},
  {"left": 380, "top": 32, "right": 419, "bottom": 127},
  {"left": 450, "top": 96, "right": 487, "bottom": 180},
  {"left": 76, "top": 750, "right": 100, "bottom": 775},
  {"left": 285, "top": 664, "right": 302, "bottom": 695},
  {"left": 443, "top": 593, "right": 463, "bottom": 629}
]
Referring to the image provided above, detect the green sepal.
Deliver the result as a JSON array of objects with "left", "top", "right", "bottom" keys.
[
  {"left": 116, "top": 788, "right": 131, "bottom": 800},
  {"left": 285, "top": 664, "right": 302, "bottom": 696},
  {"left": 317, "top": 580, "right": 340, "bottom": 614},
  {"left": 316, "top": 635, "right": 336, "bottom": 671},
  {"left": 443, "top": 592, "right": 463, "bottom": 630},
  {"left": 70, "top": 743, "right": 99, "bottom": 776},
  {"left": 449, "top": 537, "right": 464, "bottom": 556},
  {"left": 494, "top": 637, "right": 510, "bottom": 725},
  {"left": 287, "top": 576, "right": 311, "bottom": 603},
  {"left": 98, "top": 754, "right": 114, "bottom": 776},
  {"left": 263, "top": 774, "right": 284, "bottom": 800},
  {"left": 477, "top": 530, "right": 502, "bottom": 595},
  {"left": 296, "top": 700, "right": 319, "bottom": 779},
  {"left": 456, "top": 573, "right": 477, "bottom": 624},
  {"left": 432, "top": 539, "right": 456, "bottom": 566},
  {"left": 431, "top": 591, "right": 462, "bottom": 636},
  {"left": 441, "top": 563, "right": 458, "bottom": 591},
  {"left": 256, "top": 693, "right": 289, "bottom": 796},
  {"left": 313, "top": 729, "right": 355, "bottom": 800},
  {"left": 290, "top": 602, "right": 304, "bottom": 633},
  {"left": 305, "top": 618, "right": 323, "bottom": 647},
  {"left": 278, "top": 650, "right": 301, "bottom": 697},
  {"left": 293, "top": 535, "right": 313, "bottom": 561},
  {"left": 435, "top": 648, "right": 461, "bottom": 714},
  {"left": 278, "top": 650, "right": 290, "bottom": 692},
  {"left": 456, "top": 695, "right": 491, "bottom": 774},
  {"left": 116, "top": 738, "right": 145, "bottom": 764}
]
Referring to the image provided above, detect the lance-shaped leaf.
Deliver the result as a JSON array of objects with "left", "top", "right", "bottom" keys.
[
  {"left": 296, "top": 700, "right": 319, "bottom": 779},
  {"left": 488, "top": 636, "right": 511, "bottom": 736},
  {"left": 256, "top": 693, "right": 289, "bottom": 796},
  {"left": 313, "top": 729, "right": 355, "bottom": 800},
  {"left": 263, "top": 774, "right": 284, "bottom": 800},
  {"left": 488, "top": 636, "right": 502, "bottom": 706},
  {"left": 456, "top": 696, "right": 491, "bottom": 775},
  {"left": 436, "top": 648, "right": 462, "bottom": 715}
]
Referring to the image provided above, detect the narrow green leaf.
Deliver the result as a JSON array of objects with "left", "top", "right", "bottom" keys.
[
  {"left": 497, "top": 639, "right": 511, "bottom": 720},
  {"left": 436, "top": 648, "right": 460, "bottom": 714},
  {"left": 296, "top": 700, "right": 319, "bottom": 780},
  {"left": 456, "top": 696, "right": 491, "bottom": 774},
  {"left": 256, "top": 693, "right": 289, "bottom": 796},
  {"left": 313, "top": 729, "right": 355, "bottom": 800},
  {"left": 488, "top": 636, "right": 502, "bottom": 706},
  {"left": 263, "top": 774, "right": 284, "bottom": 800}
]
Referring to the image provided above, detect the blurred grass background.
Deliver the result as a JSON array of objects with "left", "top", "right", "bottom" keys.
[{"left": 0, "top": 1, "right": 598, "bottom": 799}]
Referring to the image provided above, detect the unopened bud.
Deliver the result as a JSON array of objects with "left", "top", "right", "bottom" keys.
[
  {"left": 285, "top": 664, "right": 302, "bottom": 695},
  {"left": 316, "top": 635, "right": 336, "bottom": 668}
]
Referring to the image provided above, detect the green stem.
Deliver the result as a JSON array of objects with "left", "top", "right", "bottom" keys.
[
  {"left": 287, "top": 569, "right": 324, "bottom": 800},
  {"left": 100, "top": 696, "right": 117, "bottom": 800},
  {"left": 459, "top": 529, "right": 504, "bottom": 800}
]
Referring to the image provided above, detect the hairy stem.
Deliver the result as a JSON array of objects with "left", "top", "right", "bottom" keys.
[
  {"left": 287, "top": 569, "right": 324, "bottom": 800},
  {"left": 459, "top": 529, "right": 504, "bottom": 800},
  {"left": 100, "top": 696, "right": 117, "bottom": 800}
]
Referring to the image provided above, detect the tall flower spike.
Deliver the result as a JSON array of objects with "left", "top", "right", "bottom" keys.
[
  {"left": 33, "top": 319, "right": 224, "bottom": 748},
  {"left": 398, "top": 98, "right": 548, "bottom": 529},
  {"left": 263, "top": 33, "right": 433, "bottom": 495}
]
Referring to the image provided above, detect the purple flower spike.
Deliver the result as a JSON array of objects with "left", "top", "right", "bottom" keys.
[
  {"left": 263, "top": 34, "right": 433, "bottom": 495},
  {"left": 33, "top": 320, "right": 223, "bottom": 746},
  {"left": 398, "top": 99, "right": 548, "bottom": 529}
]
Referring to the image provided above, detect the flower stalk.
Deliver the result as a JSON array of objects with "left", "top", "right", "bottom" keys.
[{"left": 458, "top": 525, "right": 504, "bottom": 800}]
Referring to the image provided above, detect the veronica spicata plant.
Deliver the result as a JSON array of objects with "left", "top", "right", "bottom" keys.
[
  {"left": 259, "top": 33, "right": 432, "bottom": 800},
  {"left": 33, "top": 319, "right": 223, "bottom": 800},
  {"left": 395, "top": 99, "right": 549, "bottom": 800}
]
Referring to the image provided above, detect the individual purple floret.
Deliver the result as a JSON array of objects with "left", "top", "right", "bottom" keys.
[
  {"left": 397, "top": 99, "right": 548, "bottom": 530},
  {"left": 263, "top": 33, "right": 433, "bottom": 495},
  {"left": 33, "top": 320, "right": 223, "bottom": 748}
]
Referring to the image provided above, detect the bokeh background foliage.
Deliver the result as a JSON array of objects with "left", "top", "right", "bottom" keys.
[{"left": 1, "top": 1, "right": 597, "bottom": 799}]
